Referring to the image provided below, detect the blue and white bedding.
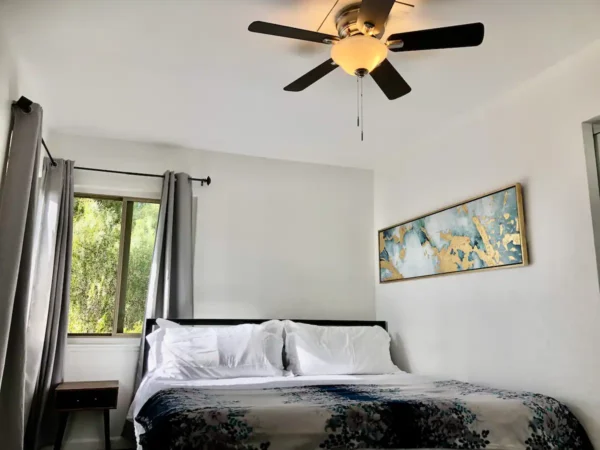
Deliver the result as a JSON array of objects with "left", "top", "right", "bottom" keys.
[{"left": 131, "top": 373, "right": 592, "bottom": 450}]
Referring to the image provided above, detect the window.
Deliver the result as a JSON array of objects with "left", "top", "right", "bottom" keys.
[{"left": 69, "top": 194, "right": 160, "bottom": 335}]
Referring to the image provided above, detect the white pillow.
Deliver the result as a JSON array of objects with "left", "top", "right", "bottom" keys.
[
  {"left": 208, "top": 320, "right": 285, "bottom": 378},
  {"left": 145, "top": 319, "right": 183, "bottom": 372},
  {"left": 283, "top": 320, "right": 399, "bottom": 376},
  {"left": 156, "top": 318, "right": 180, "bottom": 328},
  {"left": 146, "top": 320, "right": 286, "bottom": 379},
  {"left": 154, "top": 328, "right": 219, "bottom": 379}
]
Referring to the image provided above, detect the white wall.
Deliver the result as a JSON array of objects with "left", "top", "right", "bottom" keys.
[
  {"left": 52, "top": 132, "right": 375, "bottom": 320},
  {"left": 49, "top": 132, "right": 375, "bottom": 448},
  {"left": 62, "top": 337, "right": 139, "bottom": 449},
  {"left": 0, "top": 29, "right": 51, "bottom": 184},
  {"left": 375, "top": 40, "right": 600, "bottom": 448},
  {"left": 0, "top": 33, "right": 17, "bottom": 183}
]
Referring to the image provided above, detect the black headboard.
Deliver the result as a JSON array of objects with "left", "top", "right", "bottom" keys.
[{"left": 143, "top": 318, "right": 387, "bottom": 376}]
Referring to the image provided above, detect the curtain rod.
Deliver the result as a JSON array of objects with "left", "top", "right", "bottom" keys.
[
  {"left": 13, "top": 96, "right": 211, "bottom": 187},
  {"left": 74, "top": 166, "right": 211, "bottom": 186}
]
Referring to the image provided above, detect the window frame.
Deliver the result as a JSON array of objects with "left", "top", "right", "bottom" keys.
[{"left": 68, "top": 192, "right": 160, "bottom": 338}]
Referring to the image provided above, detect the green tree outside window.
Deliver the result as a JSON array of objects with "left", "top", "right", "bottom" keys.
[{"left": 69, "top": 196, "right": 159, "bottom": 335}]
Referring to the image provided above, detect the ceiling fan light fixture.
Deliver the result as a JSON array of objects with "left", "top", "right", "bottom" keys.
[{"left": 331, "top": 35, "right": 388, "bottom": 76}]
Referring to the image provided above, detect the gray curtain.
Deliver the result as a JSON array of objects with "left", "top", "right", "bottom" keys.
[
  {"left": 25, "top": 159, "right": 74, "bottom": 449},
  {"left": 0, "top": 103, "right": 43, "bottom": 450},
  {"left": 146, "top": 171, "right": 194, "bottom": 319},
  {"left": 0, "top": 101, "right": 74, "bottom": 450},
  {"left": 134, "top": 171, "right": 194, "bottom": 387}
]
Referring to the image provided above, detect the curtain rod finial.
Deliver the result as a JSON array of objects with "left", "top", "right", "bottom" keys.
[
  {"left": 14, "top": 96, "right": 33, "bottom": 113},
  {"left": 206, "top": 176, "right": 212, "bottom": 186}
]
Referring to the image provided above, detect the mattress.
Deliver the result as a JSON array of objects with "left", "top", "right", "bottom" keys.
[{"left": 131, "top": 372, "right": 592, "bottom": 450}]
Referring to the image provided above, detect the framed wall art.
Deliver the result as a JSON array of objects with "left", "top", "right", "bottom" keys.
[{"left": 379, "top": 184, "right": 528, "bottom": 282}]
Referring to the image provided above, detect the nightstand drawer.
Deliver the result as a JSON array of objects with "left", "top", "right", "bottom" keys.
[{"left": 56, "top": 388, "right": 118, "bottom": 410}]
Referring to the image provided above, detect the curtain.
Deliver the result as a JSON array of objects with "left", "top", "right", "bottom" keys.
[
  {"left": 24, "top": 159, "right": 74, "bottom": 449},
  {"left": 134, "top": 171, "right": 194, "bottom": 387},
  {"left": 122, "top": 171, "right": 194, "bottom": 443},
  {"left": 0, "top": 103, "right": 43, "bottom": 450},
  {"left": 146, "top": 171, "right": 194, "bottom": 319},
  {"left": 0, "top": 101, "right": 74, "bottom": 449}
]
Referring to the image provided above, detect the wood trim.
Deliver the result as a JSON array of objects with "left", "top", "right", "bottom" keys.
[
  {"left": 67, "top": 333, "right": 112, "bottom": 337},
  {"left": 515, "top": 183, "right": 529, "bottom": 266},
  {"left": 123, "top": 196, "right": 160, "bottom": 204},
  {"left": 114, "top": 201, "right": 134, "bottom": 333},
  {"left": 112, "top": 201, "right": 128, "bottom": 334},
  {"left": 75, "top": 192, "right": 159, "bottom": 204},
  {"left": 57, "top": 381, "right": 119, "bottom": 390},
  {"left": 55, "top": 406, "right": 118, "bottom": 412},
  {"left": 67, "top": 333, "right": 141, "bottom": 338},
  {"left": 73, "top": 193, "right": 158, "bottom": 336},
  {"left": 75, "top": 192, "right": 123, "bottom": 202}
]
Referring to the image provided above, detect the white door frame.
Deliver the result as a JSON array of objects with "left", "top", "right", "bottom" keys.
[{"left": 583, "top": 118, "right": 600, "bottom": 284}]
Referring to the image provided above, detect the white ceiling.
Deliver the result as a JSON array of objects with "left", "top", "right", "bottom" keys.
[{"left": 1, "top": 0, "right": 599, "bottom": 169}]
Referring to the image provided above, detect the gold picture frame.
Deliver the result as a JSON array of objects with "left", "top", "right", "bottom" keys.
[{"left": 379, "top": 183, "right": 528, "bottom": 283}]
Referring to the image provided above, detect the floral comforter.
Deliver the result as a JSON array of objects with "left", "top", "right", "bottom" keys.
[{"left": 135, "top": 379, "right": 592, "bottom": 450}]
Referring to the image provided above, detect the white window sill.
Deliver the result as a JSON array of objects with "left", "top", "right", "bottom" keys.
[{"left": 67, "top": 335, "right": 141, "bottom": 350}]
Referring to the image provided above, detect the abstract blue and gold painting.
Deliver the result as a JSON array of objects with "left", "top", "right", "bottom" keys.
[{"left": 379, "top": 184, "right": 528, "bottom": 282}]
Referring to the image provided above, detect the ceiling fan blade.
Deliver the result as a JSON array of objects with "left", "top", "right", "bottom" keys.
[
  {"left": 248, "top": 21, "right": 339, "bottom": 44},
  {"left": 284, "top": 59, "right": 339, "bottom": 92},
  {"left": 370, "top": 59, "right": 411, "bottom": 100},
  {"left": 357, "top": 0, "right": 396, "bottom": 36},
  {"left": 387, "top": 23, "right": 485, "bottom": 52}
]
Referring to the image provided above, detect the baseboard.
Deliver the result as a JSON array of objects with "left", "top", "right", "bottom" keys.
[{"left": 41, "top": 436, "right": 134, "bottom": 450}]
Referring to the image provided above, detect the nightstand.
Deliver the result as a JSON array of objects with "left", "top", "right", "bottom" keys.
[{"left": 54, "top": 380, "right": 119, "bottom": 450}]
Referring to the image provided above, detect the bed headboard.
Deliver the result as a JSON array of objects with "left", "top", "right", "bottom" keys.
[{"left": 142, "top": 318, "right": 387, "bottom": 376}]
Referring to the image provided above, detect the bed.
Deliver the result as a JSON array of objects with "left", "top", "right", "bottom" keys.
[{"left": 131, "top": 318, "right": 593, "bottom": 450}]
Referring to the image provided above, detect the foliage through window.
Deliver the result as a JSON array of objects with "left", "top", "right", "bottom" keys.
[{"left": 69, "top": 195, "right": 159, "bottom": 335}]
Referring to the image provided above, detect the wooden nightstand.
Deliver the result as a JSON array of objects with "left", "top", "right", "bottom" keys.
[{"left": 54, "top": 380, "right": 119, "bottom": 450}]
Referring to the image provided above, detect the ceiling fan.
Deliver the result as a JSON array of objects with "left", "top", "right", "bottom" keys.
[{"left": 248, "top": 0, "right": 485, "bottom": 100}]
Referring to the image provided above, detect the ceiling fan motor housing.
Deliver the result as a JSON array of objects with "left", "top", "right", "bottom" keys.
[{"left": 336, "top": 3, "right": 370, "bottom": 38}]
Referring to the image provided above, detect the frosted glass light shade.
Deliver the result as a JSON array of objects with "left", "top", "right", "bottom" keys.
[{"left": 331, "top": 35, "right": 388, "bottom": 76}]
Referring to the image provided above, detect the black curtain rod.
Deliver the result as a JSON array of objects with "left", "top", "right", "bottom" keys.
[
  {"left": 74, "top": 166, "right": 211, "bottom": 186},
  {"left": 13, "top": 96, "right": 211, "bottom": 186},
  {"left": 41, "top": 138, "right": 57, "bottom": 166}
]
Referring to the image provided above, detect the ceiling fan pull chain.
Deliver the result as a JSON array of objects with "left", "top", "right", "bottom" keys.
[
  {"left": 360, "top": 76, "right": 364, "bottom": 142},
  {"left": 356, "top": 78, "right": 360, "bottom": 127}
]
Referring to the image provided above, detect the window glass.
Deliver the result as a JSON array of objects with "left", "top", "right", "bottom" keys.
[
  {"left": 69, "top": 196, "right": 159, "bottom": 335},
  {"left": 69, "top": 197, "right": 122, "bottom": 334},
  {"left": 122, "top": 202, "right": 160, "bottom": 333}
]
